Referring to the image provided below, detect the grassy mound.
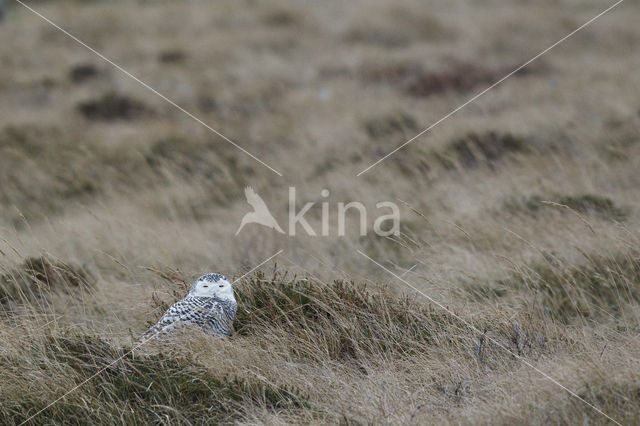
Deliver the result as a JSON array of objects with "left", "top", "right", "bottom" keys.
[
  {"left": 508, "top": 251, "right": 640, "bottom": 322},
  {"left": 465, "top": 249, "right": 640, "bottom": 323},
  {"left": 234, "top": 272, "right": 468, "bottom": 361},
  {"left": 0, "top": 334, "right": 308, "bottom": 424}
]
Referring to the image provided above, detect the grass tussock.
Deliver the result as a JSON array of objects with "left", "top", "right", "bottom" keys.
[
  {"left": 364, "top": 61, "right": 545, "bottom": 97},
  {"left": 0, "top": 334, "right": 308, "bottom": 425},
  {"left": 234, "top": 272, "right": 465, "bottom": 361},
  {"left": 553, "top": 195, "right": 629, "bottom": 221},
  {"left": 446, "top": 131, "right": 529, "bottom": 169},
  {"left": 77, "top": 91, "right": 155, "bottom": 121},
  {"left": 68, "top": 63, "right": 100, "bottom": 84},
  {"left": 462, "top": 248, "right": 640, "bottom": 323},
  {"left": 392, "top": 131, "right": 530, "bottom": 177},
  {"left": 0, "top": 256, "right": 93, "bottom": 310},
  {"left": 577, "top": 379, "right": 640, "bottom": 425},
  {"left": 363, "top": 111, "right": 418, "bottom": 140},
  {"left": 407, "top": 62, "right": 503, "bottom": 98},
  {"left": 504, "top": 251, "right": 640, "bottom": 322}
]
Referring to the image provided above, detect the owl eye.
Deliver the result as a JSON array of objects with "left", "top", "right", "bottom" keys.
[{"left": 219, "top": 284, "right": 224, "bottom": 288}]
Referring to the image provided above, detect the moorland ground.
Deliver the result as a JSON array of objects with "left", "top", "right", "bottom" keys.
[{"left": 1, "top": 0, "right": 640, "bottom": 424}]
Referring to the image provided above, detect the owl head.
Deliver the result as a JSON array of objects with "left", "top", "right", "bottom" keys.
[{"left": 189, "top": 273, "right": 234, "bottom": 300}]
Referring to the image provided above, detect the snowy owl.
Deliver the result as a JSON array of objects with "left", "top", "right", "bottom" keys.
[{"left": 141, "top": 273, "right": 237, "bottom": 340}]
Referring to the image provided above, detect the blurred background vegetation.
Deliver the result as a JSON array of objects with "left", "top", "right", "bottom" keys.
[{"left": 0, "top": 0, "right": 639, "bottom": 423}]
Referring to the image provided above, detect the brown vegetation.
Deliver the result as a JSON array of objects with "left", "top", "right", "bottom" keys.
[{"left": 1, "top": 0, "right": 639, "bottom": 424}]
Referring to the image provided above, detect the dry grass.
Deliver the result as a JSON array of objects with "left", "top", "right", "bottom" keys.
[{"left": 1, "top": 0, "right": 640, "bottom": 424}]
